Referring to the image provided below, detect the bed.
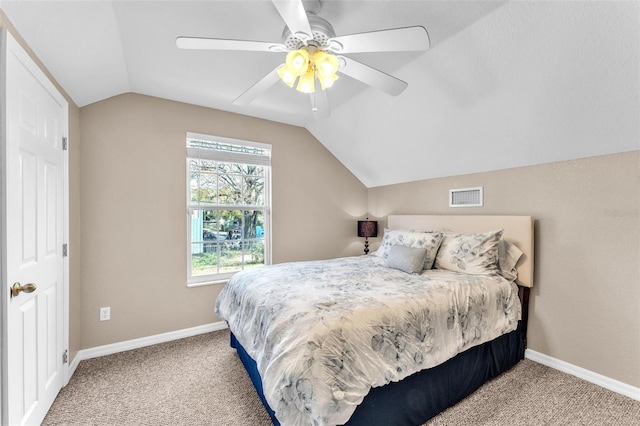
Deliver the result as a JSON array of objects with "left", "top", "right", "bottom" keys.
[{"left": 215, "top": 215, "right": 534, "bottom": 426}]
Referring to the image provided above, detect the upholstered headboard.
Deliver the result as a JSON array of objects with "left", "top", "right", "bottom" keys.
[{"left": 387, "top": 215, "right": 534, "bottom": 288}]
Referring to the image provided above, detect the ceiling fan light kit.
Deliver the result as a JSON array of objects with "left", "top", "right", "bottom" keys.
[
  {"left": 176, "top": 0, "right": 430, "bottom": 116},
  {"left": 277, "top": 47, "right": 340, "bottom": 94}
]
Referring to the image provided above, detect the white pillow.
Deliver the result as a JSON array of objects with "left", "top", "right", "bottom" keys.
[
  {"left": 434, "top": 230, "right": 503, "bottom": 275},
  {"left": 385, "top": 245, "right": 428, "bottom": 274},
  {"left": 498, "top": 239, "right": 524, "bottom": 281}
]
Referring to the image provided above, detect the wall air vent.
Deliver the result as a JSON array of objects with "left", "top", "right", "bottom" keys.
[{"left": 449, "top": 187, "right": 483, "bottom": 208}]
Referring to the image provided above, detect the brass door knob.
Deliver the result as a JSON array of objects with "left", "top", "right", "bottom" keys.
[{"left": 11, "top": 282, "right": 37, "bottom": 298}]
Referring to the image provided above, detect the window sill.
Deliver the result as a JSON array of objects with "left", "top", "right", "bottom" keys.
[{"left": 187, "top": 279, "right": 229, "bottom": 288}]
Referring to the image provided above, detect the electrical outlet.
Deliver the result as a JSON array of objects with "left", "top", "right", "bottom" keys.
[{"left": 99, "top": 307, "right": 110, "bottom": 321}]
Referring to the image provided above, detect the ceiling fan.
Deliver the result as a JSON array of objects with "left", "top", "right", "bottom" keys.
[{"left": 176, "top": 0, "right": 430, "bottom": 119}]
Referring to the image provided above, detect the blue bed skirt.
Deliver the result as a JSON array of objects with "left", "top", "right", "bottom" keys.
[{"left": 230, "top": 322, "right": 525, "bottom": 426}]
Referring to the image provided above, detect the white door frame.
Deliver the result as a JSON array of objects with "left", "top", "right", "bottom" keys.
[{"left": 0, "top": 28, "right": 70, "bottom": 425}]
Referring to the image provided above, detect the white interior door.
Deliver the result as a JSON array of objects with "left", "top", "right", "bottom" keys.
[{"left": 2, "top": 32, "right": 68, "bottom": 426}]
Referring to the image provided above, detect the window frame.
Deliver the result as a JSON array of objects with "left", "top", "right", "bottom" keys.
[{"left": 186, "top": 132, "right": 272, "bottom": 287}]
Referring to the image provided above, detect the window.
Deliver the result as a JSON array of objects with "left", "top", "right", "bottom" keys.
[{"left": 187, "top": 132, "right": 271, "bottom": 285}]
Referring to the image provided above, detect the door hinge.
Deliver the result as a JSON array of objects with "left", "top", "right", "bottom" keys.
[
  {"left": 62, "top": 136, "right": 68, "bottom": 151},
  {"left": 62, "top": 243, "right": 68, "bottom": 257},
  {"left": 62, "top": 349, "right": 68, "bottom": 364}
]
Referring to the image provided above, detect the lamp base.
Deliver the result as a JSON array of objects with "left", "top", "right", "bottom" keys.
[{"left": 364, "top": 237, "right": 370, "bottom": 255}]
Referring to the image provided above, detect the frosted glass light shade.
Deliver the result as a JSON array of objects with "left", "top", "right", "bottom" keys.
[
  {"left": 285, "top": 49, "right": 310, "bottom": 76},
  {"left": 297, "top": 69, "right": 315, "bottom": 93}
]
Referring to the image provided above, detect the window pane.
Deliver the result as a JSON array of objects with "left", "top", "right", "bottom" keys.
[
  {"left": 243, "top": 210, "right": 264, "bottom": 240},
  {"left": 214, "top": 162, "right": 231, "bottom": 174},
  {"left": 219, "top": 240, "right": 242, "bottom": 273},
  {"left": 190, "top": 159, "right": 218, "bottom": 204},
  {"left": 191, "top": 242, "right": 218, "bottom": 276},
  {"left": 243, "top": 175, "right": 264, "bottom": 206},
  {"left": 202, "top": 210, "right": 222, "bottom": 239},
  {"left": 247, "top": 165, "right": 264, "bottom": 177},
  {"left": 219, "top": 209, "right": 242, "bottom": 239},
  {"left": 200, "top": 171, "right": 217, "bottom": 204},
  {"left": 218, "top": 171, "right": 243, "bottom": 205},
  {"left": 243, "top": 240, "right": 265, "bottom": 269},
  {"left": 189, "top": 159, "right": 201, "bottom": 203}
]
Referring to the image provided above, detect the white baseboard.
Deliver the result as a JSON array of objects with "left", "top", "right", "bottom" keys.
[
  {"left": 525, "top": 349, "right": 640, "bottom": 402},
  {"left": 67, "top": 321, "right": 228, "bottom": 381}
]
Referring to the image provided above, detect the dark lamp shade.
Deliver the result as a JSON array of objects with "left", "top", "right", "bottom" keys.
[{"left": 357, "top": 220, "right": 378, "bottom": 238}]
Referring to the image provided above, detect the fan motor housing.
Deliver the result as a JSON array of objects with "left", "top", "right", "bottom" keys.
[{"left": 282, "top": 14, "right": 336, "bottom": 50}]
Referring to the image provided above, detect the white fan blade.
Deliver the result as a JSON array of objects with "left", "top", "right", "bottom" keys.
[
  {"left": 328, "top": 26, "right": 430, "bottom": 54},
  {"left": 176, "top": 37, "right": 287, "bottom": 53},
  {"left": 311, "top": 90, "right": 330, "bottom": 120},
  {"left": 338, "top": 56, "right": 408, "bottom": 96},
  {"left": 272, "top": 0, "right": 313, "bottom": 42},
  {"left": 233, "top": 65, "right": 283, "bottom": 106}
]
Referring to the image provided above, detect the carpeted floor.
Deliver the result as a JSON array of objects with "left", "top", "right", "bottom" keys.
[{"left": 42, "top": 329, "right": 640, "bottom": 426}]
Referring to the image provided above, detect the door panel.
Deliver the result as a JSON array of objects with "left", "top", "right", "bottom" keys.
[
  {"left": 20, "top": 298, "right": 38, "bottom": 418},
  {"left": 45, "top": 161, "right": 59, "bottom": 256},
  {"left": 45, "top": 284, "right": 59, "bottom": 386},
  {"left": 19, "top": 149, "right": 38, "bottom": 264}
]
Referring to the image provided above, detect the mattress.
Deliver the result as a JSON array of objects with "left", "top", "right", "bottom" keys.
[{"left": 215, "top": 255, "right": 521, "bottom": 426}]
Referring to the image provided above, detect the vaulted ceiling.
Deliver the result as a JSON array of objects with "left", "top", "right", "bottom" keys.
[{"left": 2, "top": 1, "right": 638, "bottom": 187}]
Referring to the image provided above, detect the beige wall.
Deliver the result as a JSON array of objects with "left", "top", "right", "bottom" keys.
[
  {"left": 368, "top": 151, "right": 640, "bottom": 388},
  {"left": 1, "top": 11, "right": 83, "bottom": 363},
  {"left": 79, "top": 93, "right": 367, "bottom": 349}
]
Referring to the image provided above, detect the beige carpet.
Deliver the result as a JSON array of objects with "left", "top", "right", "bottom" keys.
[{"left": 42, "top": 329, "right": 640, "bottom": 426}]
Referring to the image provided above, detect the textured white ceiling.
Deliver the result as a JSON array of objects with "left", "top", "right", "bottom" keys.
[{"left": 2, "top": 0, "right": 638, "bottom": 187}]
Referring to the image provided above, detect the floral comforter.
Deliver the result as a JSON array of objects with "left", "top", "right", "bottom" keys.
[{"left": 215, "top": 255, "right": 521, "bottom": 426}]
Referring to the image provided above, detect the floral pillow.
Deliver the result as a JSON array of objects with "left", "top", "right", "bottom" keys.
[
  {"left": 384, "top": 245, "right": 428, "bottom": 274},
  {"left": 434, "top": 230, "right": 503, "bottom": 275},
  {"left": 374, "top": 228, "right": 443, "bottom": 270}
]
